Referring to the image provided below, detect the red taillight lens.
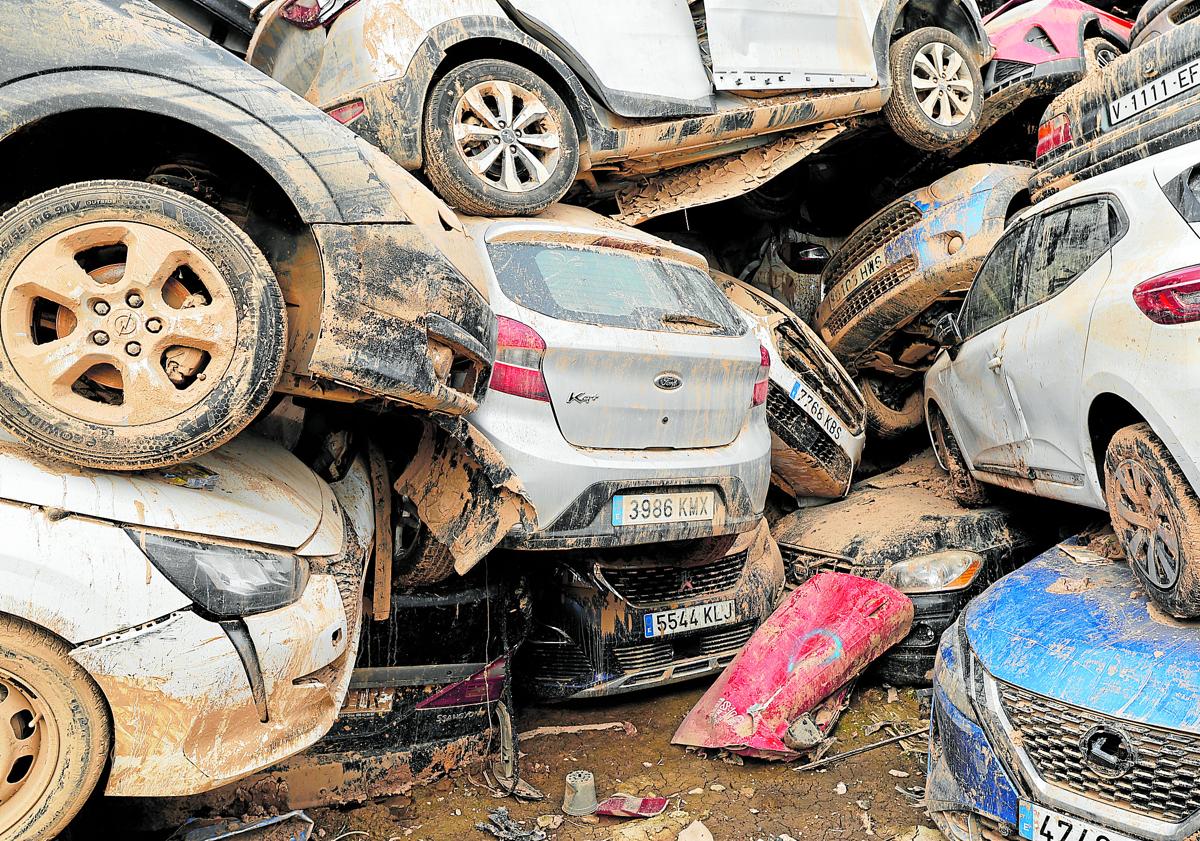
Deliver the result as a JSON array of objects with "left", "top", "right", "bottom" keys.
[
  {"left": 1036, "top": 114, "right": 1072, "bottom": 159},
  {"left": 327, "top": 100, "right": 365, "bottom": 125},
  {"left": 415, "top": 656, "right": 508, "bottom": 709},
  {"left": 1133, "top": 266, "right": 1200, "bottom": 324},
  {"left": 490, "top": 316, "right": 550, "bottom": 401},
  {"left": 752, "top": 343, "right": 770, "bottom": 407},
  {"left": 281, "top": 0, "right": 322, "bottom": 25}
]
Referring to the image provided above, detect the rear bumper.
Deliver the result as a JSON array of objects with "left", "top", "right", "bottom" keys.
[
  {"left": 306, "top": 223, "right": 495, "bottom": 415},
  {"left": 518, "top": 518, "right": 784, "bottom": 701}
]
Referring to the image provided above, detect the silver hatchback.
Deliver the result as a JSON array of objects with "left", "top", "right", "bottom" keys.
[{"left": 465, "top": 205, "right": 771, "bottom": 550}]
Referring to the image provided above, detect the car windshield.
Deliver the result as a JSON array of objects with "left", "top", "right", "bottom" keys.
[{"left": 487, "top": 241, "right": 746, "bottom": 336}]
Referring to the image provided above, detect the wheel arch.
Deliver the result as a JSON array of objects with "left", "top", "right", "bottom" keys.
[
  {"left": 1087, "top": 391, "right": 1149, "bottom": 494},
  {"left": 893, "top": 0, "right": 989, "bottom": 60}
]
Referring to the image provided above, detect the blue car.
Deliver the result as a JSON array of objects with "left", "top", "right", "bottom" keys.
[{"left": 929, "top": 536, "right": 1200, "bottom": 841}]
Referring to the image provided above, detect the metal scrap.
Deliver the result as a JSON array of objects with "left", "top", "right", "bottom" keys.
[{"left": 476, "top": 807, "right": 547, "bottom": 841}]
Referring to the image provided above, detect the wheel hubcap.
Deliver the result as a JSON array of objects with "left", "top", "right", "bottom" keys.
[
  {"left": 453, "top": 80, "right": 562, "bottom": 194},
  {"left": 911, "top": 41, "right": 974, "bottom": 127},
  {"left": 1096, "top": 47, "right": 1117, "bottom": 68},
  {"left": 1112, "top": 459, "right": 1182, "bottom": 589},
  {"left": 0, "top": 221, "right": 238, "bottom": 426},
  {"left": 0, "top": 673, "right": 53, "bottom": 833}
]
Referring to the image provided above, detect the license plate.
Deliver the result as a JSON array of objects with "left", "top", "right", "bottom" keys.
[
  {"left": 830, "top": 245, "right": 889, "bottom": 305},
  {"left": 612, "top": 491, "right": 715, "bottom": 526},
  {"left": 789, "top": 380, "right": 845, "bottom": 443},
  {"left": 1019, "top": 801, "right": 1137, "bottom": 841},
  {"left": 644, "top": 601, "right": 735, "bottom": 638},
  {"left": 1109, "top": 57, "right": 1200, "bottom": 125}
]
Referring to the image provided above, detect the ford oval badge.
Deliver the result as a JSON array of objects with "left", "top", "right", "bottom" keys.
[{"left": 654, "top": 373, "right": 683, "bottom": 391}]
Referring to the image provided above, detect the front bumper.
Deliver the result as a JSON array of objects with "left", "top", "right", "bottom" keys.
[
  {"left": 518, "top": 518, "right": 784, "bottom": 701},
  {"left": 306, "top": 223, "right": 496, "bottom": 415},
  {"left": 72, "top": 571, "right": 356, "bottom": 797}
]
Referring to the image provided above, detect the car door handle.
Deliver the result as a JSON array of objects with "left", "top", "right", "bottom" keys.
[{"left": 987, "top": 356, "right": 1003, "bottom": 372}]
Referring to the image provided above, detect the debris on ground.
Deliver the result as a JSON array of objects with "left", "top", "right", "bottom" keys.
[
  {"left": 677, "top": 820, "right": 715, "bottom": 841},
  {"left": 475, "top": 807, "right": 547, "bottom": 841},
  {"left": 596, "top": 794, "right": 670, "bottom": 818},
  {"left": 561, "top": 770, "right": 599, "bottom": 816},
  {"left": 166, "top": 811, "right": 314, "bottom": 841},
  {"left": 519, "top": 721, "right": 638, "bottom": 741}
]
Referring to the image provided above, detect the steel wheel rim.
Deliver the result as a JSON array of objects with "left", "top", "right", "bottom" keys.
[
  {"left": 453, "top": 79, "right": 563, "bottom": 194},
  {"left": 0, "top": 670, "right": 59, "bottom": 835},
  {"left": 1112, "top": 458, "right": 1182, "bottom": 590},
  {"left": 0, "top": 220, "right": 239, "bottom": 427},
  {"left": 911, "top": 41, "right": 974, "bottom": 127},
  {"left": 1095, "top": 45, "right": 1118, "bottom": 68}
]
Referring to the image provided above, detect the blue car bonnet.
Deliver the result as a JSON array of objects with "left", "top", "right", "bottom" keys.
[{"left": 965, "top": 540, "right": 1200, "bottom": 733}]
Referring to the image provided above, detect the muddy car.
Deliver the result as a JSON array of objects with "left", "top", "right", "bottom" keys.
[
  {"left": 1130, "top": 0, "right": 1200, "bottom": 47},
  {"left": 247, "top": 0, "right": 991, "bottom": 218},
  {"left": 1032, "top": 18, "right": 1200, "bottom": 199},
  {"left": 772, "top": 453, "right": 1044, "bottom": 684},
  {"left": 0, "top": 430, "right": 372, "bottom": 840},
  {"left": 518, "top": 518, "right": 784, "bottom": 701},
  {"left": 928, "top": 535, "right": 1200, "bottom": 841},
  {"left": 719, "top": 271, "right": 867, "bottom": 501},
  {"left": 0, "top": 0, "right": 495, "bottom": 472},
  {"left": 814, "top": 163, "right": 1033, "bottom": 438}
]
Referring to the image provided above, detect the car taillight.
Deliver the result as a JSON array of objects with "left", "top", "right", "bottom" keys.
[
  {"left": 1133, "top": 266, "right": 1200, "bottom": 324},
  {"left": 490, "top": 316, "right": 550, "bottom": 402},
  {"left": 280, "top": 0, "right": 322, "bottom": 25},
  {"left": 1036, "top": 114, "right": 1072, "bottom": 159},
  {"left": 752, "top": 344, "right": 770, "bottom": 407},
  {"left": 327, "top": 100, "right": 365, "bottom": 125},
  {"left": 415, "top": 657, "right": 508, "bottom": 709}
]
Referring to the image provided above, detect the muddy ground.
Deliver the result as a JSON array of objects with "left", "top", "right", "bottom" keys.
[{"left": 310, "top": 681, "right": 933, "bottom": 841}]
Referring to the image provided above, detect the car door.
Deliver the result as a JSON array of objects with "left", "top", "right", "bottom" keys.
[
  {"left": 705, "top": 0, "right": 882, "bottom": 91},
  {"left": 936, "top": 218, "right": 1033, "bottom": 474},
  {"left": 992, "top": 196, "right": 1124, "bottom": 493}
]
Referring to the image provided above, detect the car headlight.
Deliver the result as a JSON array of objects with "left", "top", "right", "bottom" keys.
[
  {"left": 131, "top": 531, "right": 310, "bottom": 619},
  {"left": 882, "top": 549, "right": 983, "bottom": 594}
]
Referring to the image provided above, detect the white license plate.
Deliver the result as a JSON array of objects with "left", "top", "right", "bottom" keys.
[
  {"left": 612, "top": 491, "right": 715, "bottom": 526},
  {"left": 789, "top": 379, "right": 845, "bottom": 443},
  {"left": 1109, "top": 57, "right": 1200, "bottom": 125},
  {"left": 830, "top": 245, "right": 889, "bottom": 304},
  {"left": 1019, "top": 801, "right": 1137, "bottom": 841},
  {"left": 644, "top": 601, "right": 735, "bottom": 638}
]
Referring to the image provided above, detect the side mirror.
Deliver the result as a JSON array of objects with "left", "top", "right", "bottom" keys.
[
  {"left": 933, "top": 312, "right": 963, "bottom": 358},
  {"left": 786, "top": 244, "right": 831, "bottom": 275}
]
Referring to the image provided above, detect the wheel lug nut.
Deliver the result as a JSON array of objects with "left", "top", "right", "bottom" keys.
[
  {"left": 126, "top": 341, "right": 141, "bottom": 357},
  {"left": 91, "top": 331, "right": 109, "bottom": 346},
  {"left": 93, "top": 301, "right": 110, "bottom": 316},
  {"left": 499, "top": 121, "right": 507, "bottom": 128},
  {"left": 509, "top": 145, "right": 517, "bottom": 152},
  {"left": 127, "top": 292, "right": 143, "bottom": 308},
  {"left": 146, "top": 317, "right": 163, "bottom": 333}
]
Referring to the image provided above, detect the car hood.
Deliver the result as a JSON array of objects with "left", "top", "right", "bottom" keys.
[
  {"left": 966, "top": 539, "right": 1200, "bottom": 734},
  {"left": 0, "top": 431, "right": 329, "bottom": 551}
]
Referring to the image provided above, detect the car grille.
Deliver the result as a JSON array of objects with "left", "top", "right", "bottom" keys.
[
  {"left": 774, "top": 324, "right": 865, "bottom": 435},
  {"left": 998, "top": 682, "right": 1200, "bottom": 823},
  {"left": 766, "top": 382, "right": 853, "bottom": 480},
  {"left": 778, "top": 543, "right": 882, "bottom": 583},
  {"left": 612, "top": 622, "right": 756, "bottom": 674},
  {"left": 522, "top": 638, "right": 593, "bottom": 682},
  {"left": 600, "top": 552, "right": 747, "bottom": 607},
  {"left": 822, "top": 256, "right": 918, "bottom": 338},
  {"left": 1172, "top": 0, "right": 1200, "bottom": 24},
  {"left": 989, "top": 59, "right": 1034, "bottom": 89},
  {"left": 822, "top": 201, "right": 922, "bottom": 289}
]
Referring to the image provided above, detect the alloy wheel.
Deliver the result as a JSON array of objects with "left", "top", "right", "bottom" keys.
[
  {"left": 453, "top": 79, "right": 563, "bottom": 194},
  {"left": 911, "top": 41, "right": 975, "bottom": 127},
  {"left": 1112, "top": 458, "right": 1182, "bottom": 589}
]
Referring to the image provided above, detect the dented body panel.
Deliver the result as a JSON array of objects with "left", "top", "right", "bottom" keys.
[{"left": 929, "top": 538, "right": 1200, "bottom": 841}]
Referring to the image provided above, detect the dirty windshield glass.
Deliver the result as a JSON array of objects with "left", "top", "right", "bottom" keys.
[{"left": 487, "top": 242, "right": 746, "bottom": 335}]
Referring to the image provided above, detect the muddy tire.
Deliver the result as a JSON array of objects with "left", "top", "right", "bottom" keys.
[
  {"left": 860, "top": 375, "right": 924, "bottom": 439},
  {"left": 883, "top": 27, "right": 983, "bottom": 151},
  {"left": 423, "top": 59, "right": 579, "bottom": 216},
  {"left": 0, "top": 181, "right": 285, "bottom": 470},
  {"left": 0, "top": 614, "right": 111, "bottom": 841},
  {"left": 1084, "top": 37, "right": 1121, "bottom": 75},
  {"left": 931, "top": 407, "right": 991, "bottom": 508},
  {"left": 1104, "top": 423, "right": 1200, "bottom": 618},
  {"left": 393, "top": 510, "right": 457, "bottom": 587}
]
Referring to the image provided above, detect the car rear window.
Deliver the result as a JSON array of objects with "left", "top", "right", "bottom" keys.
[{"left": 487, "top": 242, "right": 746, "bottom": 335}]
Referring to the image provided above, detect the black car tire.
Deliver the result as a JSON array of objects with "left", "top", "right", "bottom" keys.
[
  {"left": 883, "top": 27, "right": 984, "bottom": 151},
  {"left": 1105, "top": 422, "right": 1200, "bottom": 618},
  {"left": 1084, "top": 38, "right": 1121, "bottom": 75},
  {"left": 931, "top": 406, "right": 992, "bottom": 508},
  {"left": 423, "top": 59, "right": 579, "bottom": 216},
  {"left": 0, "top": 180, "right": 285, "bottom": 471},
  {"left": 393, "top": 518, "right": 457, "bottom": 587},
  {"left": 861, "top": 375, "right": 924, "bottom": 438},
  {"left": 0, "top": 615, "right": 111, "bottom": 841}
]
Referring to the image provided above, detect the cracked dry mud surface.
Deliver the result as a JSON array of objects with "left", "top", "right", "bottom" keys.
[{"left": 310, "top": 683, "right": 933, "bottom": 841}]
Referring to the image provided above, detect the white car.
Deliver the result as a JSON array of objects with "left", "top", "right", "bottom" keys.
[
  {"left": 0, "top": 431, "right": 372, "bottom": 840},
  {"left": 455, "top": 205, "right": 771, "bottom": 552},
  {"left": 924, "top": 137, "right": 1200, "bottom": 618}
]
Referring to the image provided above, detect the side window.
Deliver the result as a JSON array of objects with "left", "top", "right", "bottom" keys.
[
  {"left": 959, "top": 221, "right": 1029, "bottom": 338},
  {"left": 1020, "top": 199, "right": 1118, "bottom": 310}
]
